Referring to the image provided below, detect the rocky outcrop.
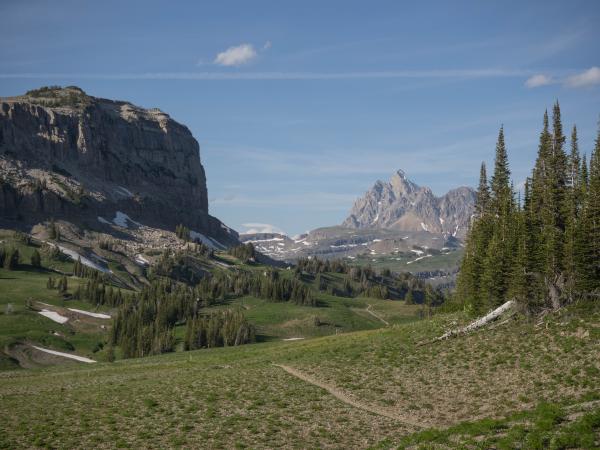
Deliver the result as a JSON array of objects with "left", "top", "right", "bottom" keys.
[
  {"left": 0, "top": 86, "right": 236, "bottom": 245},
  {"left": 342, "top": 169, "right": 475, "bottom": 239}
]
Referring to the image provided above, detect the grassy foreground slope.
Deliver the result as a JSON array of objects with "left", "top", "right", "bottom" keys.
[{"left": 1, "top": 304, "right": 598, "bottom": 449}]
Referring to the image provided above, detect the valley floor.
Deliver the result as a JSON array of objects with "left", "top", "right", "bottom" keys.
[{"left": 1, "top": 304, "right": 598, "bottom": 449}]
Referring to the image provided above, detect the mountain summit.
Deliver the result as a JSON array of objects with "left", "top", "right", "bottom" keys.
[{"left": 342, "top": 170, "right": 475, "bottom": 238}]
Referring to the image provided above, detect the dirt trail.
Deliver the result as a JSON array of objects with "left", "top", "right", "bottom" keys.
[
  {"left": 366, "top": 304, "right": 390, "bottom": 326},
  {"left": 274, "top": 364, "right": 423, "bottom": 429}
]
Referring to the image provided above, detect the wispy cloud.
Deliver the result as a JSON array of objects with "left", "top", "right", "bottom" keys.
[
  {"left": 0, "top": 68, "right": 533, "bottom": 80},
  {"left": 262, "top": 41, "right": 272, "bottom": 50},
  {"left": 214, "top": 43, "right": 257, "bottom": 66},
  {"left": 522, "top": 67, "right": 600, "bottom": 89},
  {"left": 525, "top": 74, "right": 554, "bottom": 88},
  {"left": 565, "top": 66, "right": 600, "bottom": 88},
  {"left": 240, "top": 222, "right": 285, "bottom": 235}
]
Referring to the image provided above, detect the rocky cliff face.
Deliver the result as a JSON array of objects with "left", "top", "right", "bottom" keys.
[
  {"left": 0, "top": 86, "right": 236, "bottom": 244},
  {"left": 342, "top": 169, "right": 475, "bottom": 239}
]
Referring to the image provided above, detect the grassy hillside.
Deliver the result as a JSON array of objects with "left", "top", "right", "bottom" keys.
[
  {"left": 204, "top": 295, "right": 420, "bottom": 340},
  {"left": 0, "top": 303, "right": 598, "bottom": 449},
  {"left": 0, "top": 231, "right": 115, "bottom": 368},
  {"left": 0, "top": 230, "right": 427, "bottom": 369}
]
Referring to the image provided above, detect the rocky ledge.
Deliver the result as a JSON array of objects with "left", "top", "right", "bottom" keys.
[{"left": 0, "top": 86, "right": 236, "bottom": 245}]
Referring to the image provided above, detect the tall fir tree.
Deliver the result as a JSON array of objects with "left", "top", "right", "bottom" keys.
[
  {"left": 475, "top": 162, "right": 490, "bottom": 216},
  {"left": 582, "top": 124, "right": 600, "bottom": 291},
  {"left": 490, "top": 126, "right": 512, "bottom": 216},
  {"left": 480, "top": 127, "right": 515, "bottom": 308},
  {"left": 563, "top": 125, "right": 582, "bottom": 299},
  {"left": 456, "top": 161, "right": 494, "bottom": 312}
]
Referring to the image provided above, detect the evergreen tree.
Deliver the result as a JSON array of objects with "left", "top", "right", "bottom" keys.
[
  {"left": 457, "top": 105, "right": 598, "bottom": 313},
  {"left": 544, "top": 101, "right": 568, "bottom": 279},
  {"left": 57, "top": 275, "right": 68, "bottom": 293},
  {"left": 478, "top": 127, "right": 516, "bottom": 309},
  {"left": 30, "top": 249, "right": 42, "bottom": 268},
  {"left": 475, "top": 162, "right": 490, "bottom": 216},
  {"left": 490, "top": 126, "right": 511, "bottom": 216},
  {"left": 563, "top": 125, "right": 582, "bottom": 299},
  {"left": 4, "top": 248, "right": 19, "bottom": 270},
  {"left": 106, "top": 344, "right": 115, "bottom": 362},
  {"left": 581, "top": 123, "right": 600, "bottom": 291}
]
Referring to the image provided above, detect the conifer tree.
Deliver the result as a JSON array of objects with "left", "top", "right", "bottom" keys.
[
  {"left": 475, "top": 162, "right": 490, "bottom": 216},
  {"left": 456, "top": 160, "right": 495, "bottom": 312},
  {"left": 544, "top": 101, "right": 568, "bottom": 279},
  {"left": 582, "top": 123, "right": 600, "bottom": 291},
  {"left": 490, "top": 126, "right": 511, "bottom": 216},
  {"left": 30, "top": 249, "right": 42, "bottom": 268},
  {"left": 479, "top": 127, "right": 515, "bottom": 308},
  {"left": 563, "top": 125, "right": 582, "bottom": 298}
]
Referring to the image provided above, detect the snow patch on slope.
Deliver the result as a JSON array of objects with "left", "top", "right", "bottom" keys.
[
  {"left": 113, "top": 211, "right": 141, "bottom": 228},
  {"left": 56, "top": 245, "right": 111, "bottom": 274},
  {"left": 67, "top": 308, "right": 111, "bottom": 319},
  {"left": 38, "top": 309, "right": 68, "bottom": 324},
  {"left": 32, "top": 346, "right": 96, "bottom": 363},
  {"left": 190, "top": 231, "right": 226, "bottom": 250}
]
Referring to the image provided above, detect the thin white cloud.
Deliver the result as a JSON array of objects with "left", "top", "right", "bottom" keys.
[
  {"left": 565, "top": 66, "right": 600, "bottom": 88},
  {"left": 240, "top": 222, "right": 285, "bottom": 235},
  {"left": 262, "top": 40, "right": 272, "bottom": 50},
  {"left": 525, "top": 74, "right": 553, "bottom": 88},
  {"left": 0, "top": 68, "right": 532, "bottom": 80},
  {"left": 214, "top": 44, "right": 257, "bottom": 66}
]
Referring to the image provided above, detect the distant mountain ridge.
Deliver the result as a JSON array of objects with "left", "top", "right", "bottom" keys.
[{"left": 342, "top": 169, "right": 475, "bottom": 239}]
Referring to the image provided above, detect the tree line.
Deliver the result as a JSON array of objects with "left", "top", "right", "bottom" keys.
[
  {"left": 296, "top": 257, "right": 444, "bottom": 306},
  {"left": 227, "top": 243, "right": 256, "bottom": 262},
  {"left": 110, "top": 279, "right": 255, "bottom": 358},
  {"left": 456, "top": 102, "right": 599, "bottom": 314}
]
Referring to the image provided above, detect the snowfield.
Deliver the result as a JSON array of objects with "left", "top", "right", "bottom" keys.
[
  {"left": 115, "top": 186, "right": 134, "bottom": 198},
  {"left": 113, "top": 211, "right": 142, "bottom": 228},
  {"left": 190, "top": 231, "right": 226, "bottom": 249},
  {"left": 244, "top": 237, "right": 285, "bottom": 243},
  {"left": 56, "top": 245, "right": 111, "bottom": 274},
  {"left": 31, "top": 346, "right": 96, "bottom": 363},
  {"left": 67, "top": 308, "right": 111, "bottom": 319},
  {"left": 38, "top": 309, "right": 69, "bottom": 324},
  {"left": 135, "top": 254, "right": 150, "bottom": 266},
  {"left": 406, "top": 254, "right": 432, "bottom": 264}
]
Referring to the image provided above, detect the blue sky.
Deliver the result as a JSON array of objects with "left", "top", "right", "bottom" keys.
[{"left": 1, "top": 1, "right": 599, "bottom": 235}]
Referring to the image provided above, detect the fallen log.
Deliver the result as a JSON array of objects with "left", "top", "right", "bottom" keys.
[{"left": 420, "top": 300, "right": 516, "bottom": 346}]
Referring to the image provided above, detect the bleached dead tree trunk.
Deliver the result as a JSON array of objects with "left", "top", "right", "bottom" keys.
[{"left": 423, "top": 300, "right": 515, "bottom": 345}]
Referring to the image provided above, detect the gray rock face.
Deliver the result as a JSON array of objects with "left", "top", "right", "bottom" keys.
[
  {"left": 342, "top": 169, "right": 475, "bottom": 239},
  {"left": 0, "top": 86, "right": 236, "bottom": 244}
]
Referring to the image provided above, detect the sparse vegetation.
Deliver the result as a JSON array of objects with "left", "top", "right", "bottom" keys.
[{"left": 25, "top": 85, "right": 90, "bottom": 108}]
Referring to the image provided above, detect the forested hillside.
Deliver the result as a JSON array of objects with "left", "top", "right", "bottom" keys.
[{"left": 457, "top": 103, "right": 600, "bottom": 313}]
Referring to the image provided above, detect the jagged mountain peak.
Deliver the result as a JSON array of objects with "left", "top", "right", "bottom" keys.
[{"left": 342, "top": 169, "right": 475, "bottom": 239}]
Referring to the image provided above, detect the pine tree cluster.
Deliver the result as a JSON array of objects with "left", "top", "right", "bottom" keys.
[
  {"left": 295, "top": 257, "right": 444, "bottom": 305},
  {"left": 227, "top": 243, "right": 256, "bottom": 262},
  {"left": 184, "top": 309, "right": 255, "bottom": 350},
  {"left": 110, "top": 280, "right": 256, "bottom": 358},
  {"left": 0, "top": 247, "right": 20, "bottom": 270},
  {"left": 457, "top": 103, "right": 600, "bottom": 314},
  {"left": 175, "top": 224, "right": 191, "bottom": 241}
]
